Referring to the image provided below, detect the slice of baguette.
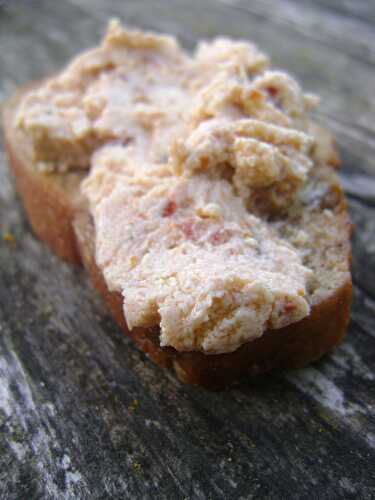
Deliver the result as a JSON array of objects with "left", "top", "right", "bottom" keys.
[{"left": 2, "top": 84, "right": 352, "bottom": 389}]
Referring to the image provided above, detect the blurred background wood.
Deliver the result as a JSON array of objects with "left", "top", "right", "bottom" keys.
[{"left": 0, "top": 1, "right": 374, "bottom": 498}]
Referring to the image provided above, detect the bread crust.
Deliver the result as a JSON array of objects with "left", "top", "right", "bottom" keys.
[
  {"left": 4, "top": 137, "right": 82, "bottom": 264},
  {"left": 3, "top": 87, "right": 83, "bottom": 264},
  {"left": 2, "top": 86, "right": 352, "bottom": 389}
]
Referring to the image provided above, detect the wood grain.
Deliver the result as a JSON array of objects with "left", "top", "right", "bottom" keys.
[{"left": 0, "top": 0, "right": 375, "bottom": 498}]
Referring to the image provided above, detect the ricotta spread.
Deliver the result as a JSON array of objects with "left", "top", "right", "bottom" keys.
[{"left": 17, "top": 20, "right": 321, "bottom": 353}]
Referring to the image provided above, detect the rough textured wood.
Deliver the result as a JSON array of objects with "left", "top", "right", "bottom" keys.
[{"left": 0, "top": 0, "right": 374, "bottom": 498}]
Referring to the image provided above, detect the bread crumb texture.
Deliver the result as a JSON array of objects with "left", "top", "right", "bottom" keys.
[{"left": 16, "top": 20, "right": 350, "bottom": 354}]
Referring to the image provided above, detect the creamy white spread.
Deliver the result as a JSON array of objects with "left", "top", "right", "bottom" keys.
[{"left": 17, "top": 20, "right": 322, "bottom": 353}]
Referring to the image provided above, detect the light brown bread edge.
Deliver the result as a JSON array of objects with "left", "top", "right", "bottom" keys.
[
  {"left": 2, "top": 87, "right": 352, "bottom": 389},
  {"left": 2, "top": 86, "right": 83, "bottom": 264}
]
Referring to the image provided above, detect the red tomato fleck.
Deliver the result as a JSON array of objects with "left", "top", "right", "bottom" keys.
[
  {"left": 163, "top": 201, "right": 177, "bottom": 217},
  {"left": 180, "top": 221, "right": 195, "bottom": 239},
  {"left": 265, "top": 86, "right": 279, "bottom": 98},
  {"left": 284, "top": 302, "right": 297, "bottom": 313},
  {"left": 209, "top": 229, "right": 232, "bottom": 246}
]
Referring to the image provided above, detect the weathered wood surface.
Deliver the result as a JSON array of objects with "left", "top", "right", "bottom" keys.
[{"left": 0, "top": 0, "right": 375, "bottom": 498}]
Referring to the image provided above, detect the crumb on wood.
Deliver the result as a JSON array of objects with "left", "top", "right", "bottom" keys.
[
  {"left": 2, "top": 231, "right": 16, "bottom": 245},
  {"left": 132, "top": 460, "right": 142, "bottom": 473},
  {"left": 39, "top": 304, "right": 54, "bottom": 318},
  {"left": 128, "top": 399, "right": 139, "bottom": 413}
]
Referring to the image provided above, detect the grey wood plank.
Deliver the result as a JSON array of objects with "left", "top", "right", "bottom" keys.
[
  {"left": 219, "top": 0, "right": 375, "bottom": 65},
  {"left": 295, "top": 0, "right": 375, "bottom": 26},
  {"left": 1, "top": 1, "right": 375, "bottom": 499}
]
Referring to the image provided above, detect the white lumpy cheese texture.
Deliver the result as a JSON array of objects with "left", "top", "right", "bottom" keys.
[
  {"left": 18, "top": 20, "right": 320, "bottom": 353},
  {"left": 84, "top": 146, "right": 312, "bottom": 353}
]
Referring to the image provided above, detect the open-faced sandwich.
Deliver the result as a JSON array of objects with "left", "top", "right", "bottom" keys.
[{"left": 2, "top": 20, "right": 352, "bottom": 388}]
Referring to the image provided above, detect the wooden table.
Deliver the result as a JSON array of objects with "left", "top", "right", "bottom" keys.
[{"left": 1, "top": 1, "right": 375, "bottom": 498}]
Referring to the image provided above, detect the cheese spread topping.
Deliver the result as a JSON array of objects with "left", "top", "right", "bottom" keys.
[
  {"left": 17, "top": 20, "right": 322, "bottom": 353},
  {"left": 84, "top": 146, "right": 312, "bottom": 353}
]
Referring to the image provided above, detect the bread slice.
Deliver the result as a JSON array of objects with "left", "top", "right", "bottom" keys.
[
  {"left": 2, "top": 84, "right": 352, "bottom": 389},
  {"left": 2, "top": 84, "right": 85, "bottom": 264}
]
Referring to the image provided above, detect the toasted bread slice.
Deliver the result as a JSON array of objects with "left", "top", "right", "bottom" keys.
[{"left": 2, "top": 84, "right": 352, "bottom": 389}]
